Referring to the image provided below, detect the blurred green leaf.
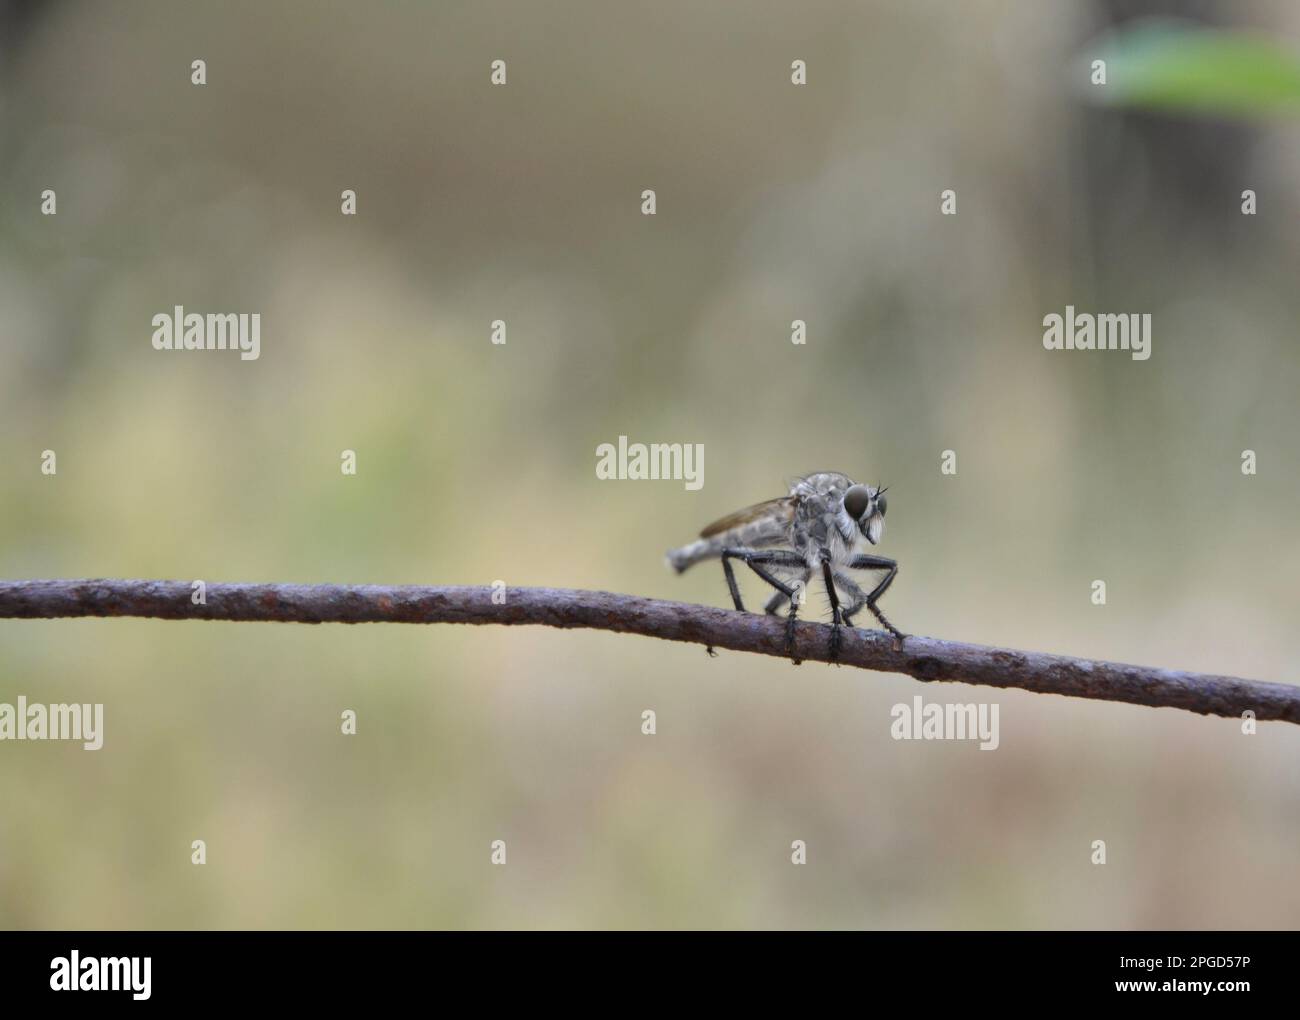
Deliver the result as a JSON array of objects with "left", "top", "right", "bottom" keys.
[{"left": 1091, "top": 19, "right": 1300, "bottom": 116}]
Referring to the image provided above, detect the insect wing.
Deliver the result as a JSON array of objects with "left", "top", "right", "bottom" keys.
[{"left": 699, "top": 497, "right": 796, "bottom": 538}]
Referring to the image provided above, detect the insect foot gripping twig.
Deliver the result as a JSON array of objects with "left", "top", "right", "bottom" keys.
[
  {"left": 784, "top": 603, "right": 802, "bottom": 665},
  {"left": 1, "top": 580, "right": 1298, "bottom": 726}
]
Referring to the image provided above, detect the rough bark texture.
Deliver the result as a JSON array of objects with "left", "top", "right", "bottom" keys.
[{"left": 1, "top": 578, "right": 1295, "bottom": 725}]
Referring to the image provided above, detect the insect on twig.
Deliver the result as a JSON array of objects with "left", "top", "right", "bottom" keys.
[{"left": 667, "top": 472, "right": 904, "bottom": 664}]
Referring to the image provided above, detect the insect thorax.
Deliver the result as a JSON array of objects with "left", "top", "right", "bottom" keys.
[{"left": 789, "top": 486, "right": 858, "bottom": 567}]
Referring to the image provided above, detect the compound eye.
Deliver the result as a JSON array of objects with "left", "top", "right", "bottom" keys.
[
  {"left": 843, "top": 485, "right": 871, "bottom": 520},
  {"left": 876, "top": 493, "right": 887, "bottom": 515}
]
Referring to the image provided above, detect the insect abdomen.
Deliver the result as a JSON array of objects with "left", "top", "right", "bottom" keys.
[
  {"left": 665, "top": 518, "right": 788, "bottom": 573},
  {"left": 665, "top": 537, "right": 725, "bottom": 573}
]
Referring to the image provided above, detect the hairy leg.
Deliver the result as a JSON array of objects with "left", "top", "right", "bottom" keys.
[
  {"left": 821, "top": 555, "right": 845, "bottom": 663},
  {"left": 843, "top": 554, "right": 905, "bottom": 644},
  {"left": 720, "top": 547, "right": 807, "bottom": 663}
]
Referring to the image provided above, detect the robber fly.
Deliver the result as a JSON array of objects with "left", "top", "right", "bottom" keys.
[{"left": 666, "top": 472, "right": 903, "bottom": 662}]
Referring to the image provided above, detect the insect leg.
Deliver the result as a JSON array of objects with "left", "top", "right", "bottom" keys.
[
  {"left": 760, "top": 567, "right": 810, "bottom": 664},
  {"left": 763, "top": 589, "right": 790, "bottom": 615},
  {"left": 721, "top": 548, "right": 807, "bottom": 664},
  {"left": 721, "top": 548, "right": 803, "bottom": 599},
  {"left": 845, "top": 554, "right": 904, "bottom": 643},
  {"left": 720, "top": 554, "right": 746, "bottom": 612},
  {"left": 832, "top": 570, "right": 868, "bottom": 618},
  {"left": 762, "top": 561, "right": 810, "bottom": 615},
  {"left": 821, "top": 555, "right": 844, "bottom": 663}
]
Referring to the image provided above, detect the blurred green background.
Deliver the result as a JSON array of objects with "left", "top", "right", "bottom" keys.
[{"left": 1, "top": 0, "right": 1298, "bottom": 929}]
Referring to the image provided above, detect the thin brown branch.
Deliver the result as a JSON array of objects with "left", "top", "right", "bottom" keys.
[{"left": 0, "top": 578, "right": 1295, "bottom": 725}]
